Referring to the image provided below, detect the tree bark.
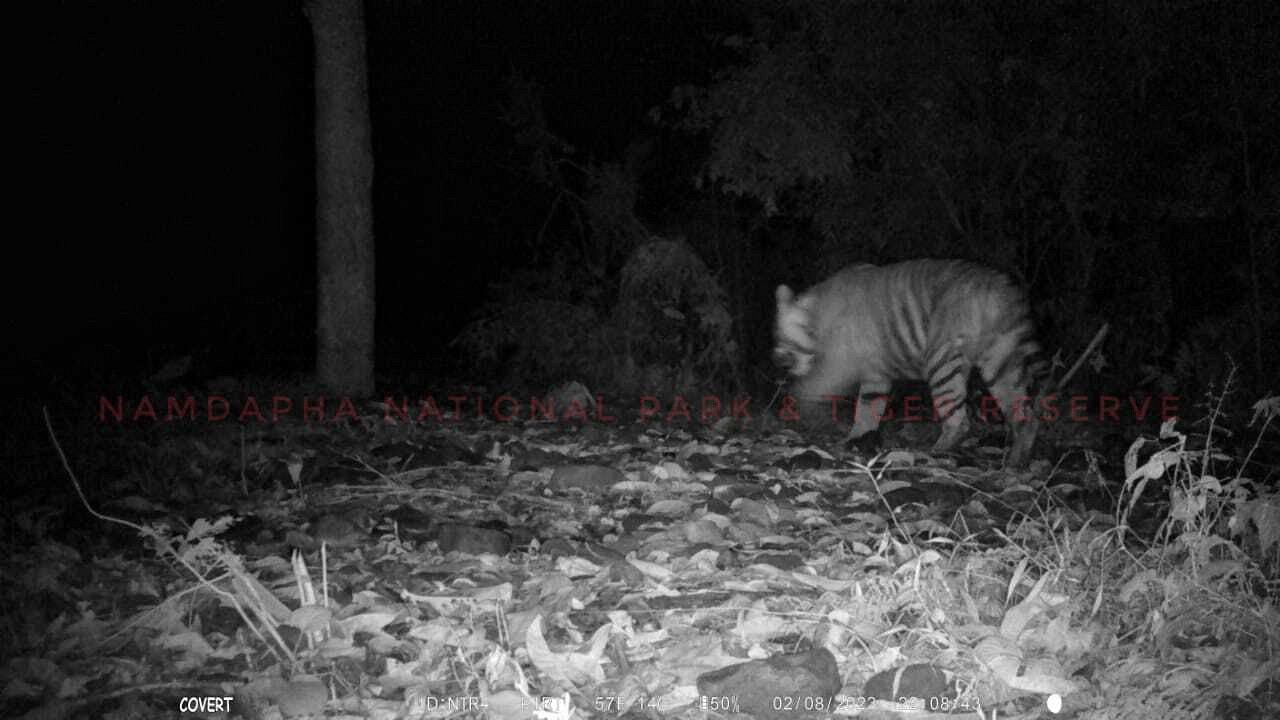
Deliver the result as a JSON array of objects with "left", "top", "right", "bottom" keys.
[{"left": 306, "top": 0, "right": 375, "bottom": 397}]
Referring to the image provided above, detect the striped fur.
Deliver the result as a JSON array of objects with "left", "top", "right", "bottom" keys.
[{"left": 774, "top": 259, "right": 1041, "bottom": 465}]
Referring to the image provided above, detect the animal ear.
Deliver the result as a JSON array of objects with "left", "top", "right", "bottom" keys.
[{"left": 776, "top": 285, "right": 794, "bottom": 304}]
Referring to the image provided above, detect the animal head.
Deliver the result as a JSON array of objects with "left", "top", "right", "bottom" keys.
[{"left": 773, "top": 284, "right": 817, "bottom": 376}]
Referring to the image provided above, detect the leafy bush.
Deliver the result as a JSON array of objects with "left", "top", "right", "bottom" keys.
[
  {"left": 449, "top": 267, "right": 615, "bottom": 391},
  {"left": 613, "top": 238, "right": 738, "bottom": 393}
]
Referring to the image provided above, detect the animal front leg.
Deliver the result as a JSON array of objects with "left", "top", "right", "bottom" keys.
[{"left": 849, "top": 378, "right": 891, "bottom": 441}]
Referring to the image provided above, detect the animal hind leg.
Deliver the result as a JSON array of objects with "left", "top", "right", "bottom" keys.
[
  {"left": 983, "top": 358, "right": 1037, "bottom": 467},
  {"left": 927, "top": 340, "right": 971, "bottom": 453}
]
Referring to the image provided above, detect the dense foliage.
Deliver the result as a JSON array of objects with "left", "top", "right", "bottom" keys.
[{"left": 461, "top": 0, "right": 1278, "bottom": 413}]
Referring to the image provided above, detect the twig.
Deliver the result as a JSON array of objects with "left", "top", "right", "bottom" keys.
[
  {"left": 42, "top": 407, "right": 291, "bottom": 666},
  {"left": 1052, "top": 323, "right": 1109, "bottom": 395},
  {"left": 43, "top": 406, "right": 147, "bottom": 535}
]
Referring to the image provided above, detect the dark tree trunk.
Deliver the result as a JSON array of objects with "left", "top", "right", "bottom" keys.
[{"left": 306, "top": 0, "right": 375, "bottom": 397}]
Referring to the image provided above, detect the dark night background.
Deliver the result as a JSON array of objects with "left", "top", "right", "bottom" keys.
[
  {"left": 6, "top": 5, "right": 1278, "bottom": 714},
  {"left": 15, "top": 0, "right": 1280, "bottom": 418},
  {"left": 21, "top": 1, "right": 735, "bottom": 383}
]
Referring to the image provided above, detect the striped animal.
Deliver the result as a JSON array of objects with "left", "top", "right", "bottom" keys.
[{"left": 773, "top": 259, "right": 1041, "bottom": 465}]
